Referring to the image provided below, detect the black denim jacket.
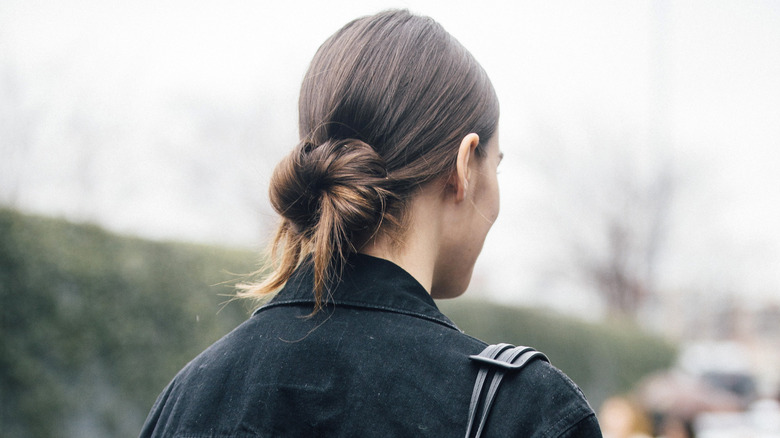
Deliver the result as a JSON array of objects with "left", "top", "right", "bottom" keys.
[{"left": 141, "top": 254, "right": 601, "bottom": 437}]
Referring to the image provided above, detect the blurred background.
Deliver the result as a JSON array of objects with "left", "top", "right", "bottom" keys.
[{"left": 1, "top": 0, "right": 779, "bottom": 436}]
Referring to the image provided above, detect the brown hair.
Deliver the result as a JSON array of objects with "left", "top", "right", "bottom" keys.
[{"left": 240, "top": 9, "right": 499, "bottom": 311}]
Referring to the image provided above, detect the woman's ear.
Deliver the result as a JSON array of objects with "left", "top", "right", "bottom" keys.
[{"left": 453, "top": 133, "right": 480, "bottom": 202}]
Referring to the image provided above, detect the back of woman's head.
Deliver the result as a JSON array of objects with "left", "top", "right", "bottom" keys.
[{"left": 241, "top": 9, "right": 499, "bottom": 310}]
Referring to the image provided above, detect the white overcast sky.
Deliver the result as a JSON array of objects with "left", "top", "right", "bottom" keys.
[{"left": 2, "top": 0, "right": 779, "bottom": 313}]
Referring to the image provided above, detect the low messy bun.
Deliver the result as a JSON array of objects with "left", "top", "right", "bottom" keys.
[
  {"left": 271, "top": 139, "right": 396, "bottom": 237},
  {"left": 262, "top": 139, "right": 400, "bottom": 308},
  {"left": 240, "top": 9, "right": 499, "bottom": 311}
]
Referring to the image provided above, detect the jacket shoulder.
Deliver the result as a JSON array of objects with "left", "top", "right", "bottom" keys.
[{"left": 483, "top": 355, "right": 601, "bottom": 437}]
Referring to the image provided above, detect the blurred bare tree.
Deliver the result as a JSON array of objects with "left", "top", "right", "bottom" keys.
[
  {"left": 531, "top": 125, "right": 677, "bottom": 318},
  {"left": 572, "top": 161, "right": 675, "bottom": 317},
  {"left": 0, "top": 64, "right": 36, "bottom": 206}
]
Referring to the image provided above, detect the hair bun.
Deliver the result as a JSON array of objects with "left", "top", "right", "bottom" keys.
[{"left": 269, "top": 139, "right": 395, "bottom": 240}]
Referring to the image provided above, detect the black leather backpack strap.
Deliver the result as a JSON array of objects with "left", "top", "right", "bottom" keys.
[
  {"left": 465, "top": 344, "right": 550, "bottom": 438},
  {"left": 465, "top": 343, "right": 513, "bottom": 436}
]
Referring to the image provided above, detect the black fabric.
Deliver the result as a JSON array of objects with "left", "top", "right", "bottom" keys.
[{"left": 140, "top": 254, "right": 602, "bottom": 437}]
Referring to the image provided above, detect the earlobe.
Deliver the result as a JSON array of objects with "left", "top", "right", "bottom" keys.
[{"left": 454, "top": 133, "right": 480, "bottom": 202}]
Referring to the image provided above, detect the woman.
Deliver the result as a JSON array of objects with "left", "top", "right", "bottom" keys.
[{"left": 141, "top": 10, "right": 601, "bottom": 437}]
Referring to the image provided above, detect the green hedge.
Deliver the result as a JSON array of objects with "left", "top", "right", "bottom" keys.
[
  {"left": 0, "top": 208, "right": 255, "bottom": 437},
  {"left": 0, "top": 208, "right": 675, "bottom": 436},
  {"left": 437, "top": 300, "right": 676, "bottom": 408}
]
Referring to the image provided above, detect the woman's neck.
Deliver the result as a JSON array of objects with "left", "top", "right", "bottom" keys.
[{"left": 360, "top": 188, "right": 444, "bottom": 294}]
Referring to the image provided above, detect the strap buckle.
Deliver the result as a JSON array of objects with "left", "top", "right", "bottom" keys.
[{"left": 465, "top": 344, "right": 550, "bottom": 438}]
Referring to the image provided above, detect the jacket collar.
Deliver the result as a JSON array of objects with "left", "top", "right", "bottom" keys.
[{"left": 255, "top": 253, "right": 460, "bottom": 332}]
